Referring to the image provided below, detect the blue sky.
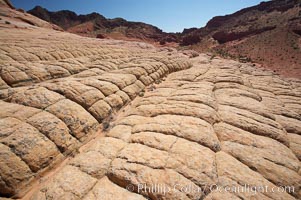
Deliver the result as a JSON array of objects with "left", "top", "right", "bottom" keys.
[{"left": 11, "top": 0, "right": 265, "bottom": 32}]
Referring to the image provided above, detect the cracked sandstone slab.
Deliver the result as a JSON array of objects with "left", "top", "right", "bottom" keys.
[{"left": 1, "top": 5, "right": 301, "bottom": 200}]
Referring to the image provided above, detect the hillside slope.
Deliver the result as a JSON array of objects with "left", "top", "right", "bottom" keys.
[
  {"left": 181, "top": 0, "right": 301, "bottom": 78},
  {"left": 0, "top": 0, "right": 62, "bottom": 30}
]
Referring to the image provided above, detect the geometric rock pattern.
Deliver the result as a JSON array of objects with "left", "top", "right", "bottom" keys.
[
  {"left": 0, "top": 25, "right": 190, "bottom": 197},
  {"left": 28, "top": 56, "right": 301, "bottom": 200},
  {"left": 1, "top": 8, "right": 301, "bottom": 200}
]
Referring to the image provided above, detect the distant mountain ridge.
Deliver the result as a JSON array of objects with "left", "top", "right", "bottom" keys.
[{"left": 28, "top": 6, "right": 179, "bottom": 44}]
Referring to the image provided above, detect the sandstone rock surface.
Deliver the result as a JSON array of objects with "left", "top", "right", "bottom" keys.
[{"left": 0, "top": 4, "right": 301, "bottom": 200}]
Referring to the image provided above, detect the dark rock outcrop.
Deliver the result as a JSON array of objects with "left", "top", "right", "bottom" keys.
[
  {"left": 212, "top": 26, "right": 276, "bottom": 44},
  {"left": 180, "top": 32, "right": 201, "bottom": 46}
]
